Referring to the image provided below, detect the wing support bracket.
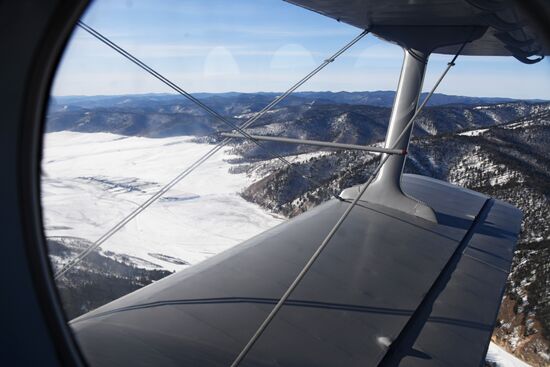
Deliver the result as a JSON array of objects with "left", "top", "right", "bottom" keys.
[{"left": 341, "top": 48, "right": 437, "bottom": 222}]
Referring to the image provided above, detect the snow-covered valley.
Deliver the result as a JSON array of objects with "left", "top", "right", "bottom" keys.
[{"left": 41, "top": 131, "right": 284, "bottom": 272}]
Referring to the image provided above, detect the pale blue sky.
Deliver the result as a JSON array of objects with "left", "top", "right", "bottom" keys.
[{"left": 51, "top": 0, "right": 550, "bottom": 99}]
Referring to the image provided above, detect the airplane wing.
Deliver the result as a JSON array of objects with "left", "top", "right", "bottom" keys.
[
  {"left": 286, "top": 0, "right": 549, "bottom": 61},
  {"left": 70, "top": 174, "right": 521, "bottom": 366}
]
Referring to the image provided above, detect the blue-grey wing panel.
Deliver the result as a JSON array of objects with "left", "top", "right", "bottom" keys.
[
  {"left": 393, "top": 199, "right": 521, "bottom": 367},
  {"left": 284, "top": 0, "right": 549, "bottom": 57},
  {"left": 70, "top": 175, "right": 521, "bottom": 366}
]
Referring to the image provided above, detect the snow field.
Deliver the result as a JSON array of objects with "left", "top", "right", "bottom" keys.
[{"left": 41, "top": 131, "right": 284, "bottom": 271}]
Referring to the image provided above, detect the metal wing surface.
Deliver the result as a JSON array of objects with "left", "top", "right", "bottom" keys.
[
  {"left": 70, "top": 174, "right": 521, "bottom": 366},
  {"left": 285, "top": 0, "right": 549, "bottom": 59}
]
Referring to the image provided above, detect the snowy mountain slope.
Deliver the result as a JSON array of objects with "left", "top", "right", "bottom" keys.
[
  {"left": 42, "top": 132, "right": 284, "bottom": 272},
  {"left": 486, "top": 342, "right": 532, "bottom": 367},
  {"left": 48, "top": 236, "right": 171, "bottom": 319}
]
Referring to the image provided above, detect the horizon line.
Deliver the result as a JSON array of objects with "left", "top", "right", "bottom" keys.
[{"left": 50, "top": 90, "right": 549, "bottom": 101}]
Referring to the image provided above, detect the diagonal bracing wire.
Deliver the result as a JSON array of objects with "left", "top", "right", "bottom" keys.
[
  {"left": 229, "top": 42, "right": 468, "bottom": 367},
  {"left": 76, "top": 21, "right": 367, "bottom": 189},
  {"left": 54, "top": 23, "right": 369, "bottom": 279}
]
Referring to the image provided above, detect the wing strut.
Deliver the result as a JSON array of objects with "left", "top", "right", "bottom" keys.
[{"left": 230, "top": 42, "right": 467, "bottom": 367}]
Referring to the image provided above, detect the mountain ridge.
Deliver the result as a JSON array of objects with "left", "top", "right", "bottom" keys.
[{"left": 49, "top": 90, "right": 548, "bottom": 110}]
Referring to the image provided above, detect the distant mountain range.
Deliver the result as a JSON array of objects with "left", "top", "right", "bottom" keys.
[
  {"left": 46, "top": 92, "right": 549, "bottom": 142},
  {"left": 50, "top": 91, "right": 547, "bottom": 111}
]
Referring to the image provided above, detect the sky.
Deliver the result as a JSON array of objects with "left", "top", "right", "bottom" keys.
[{"left": 51, "top": 0, "right": 550, "bottom": 99}]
